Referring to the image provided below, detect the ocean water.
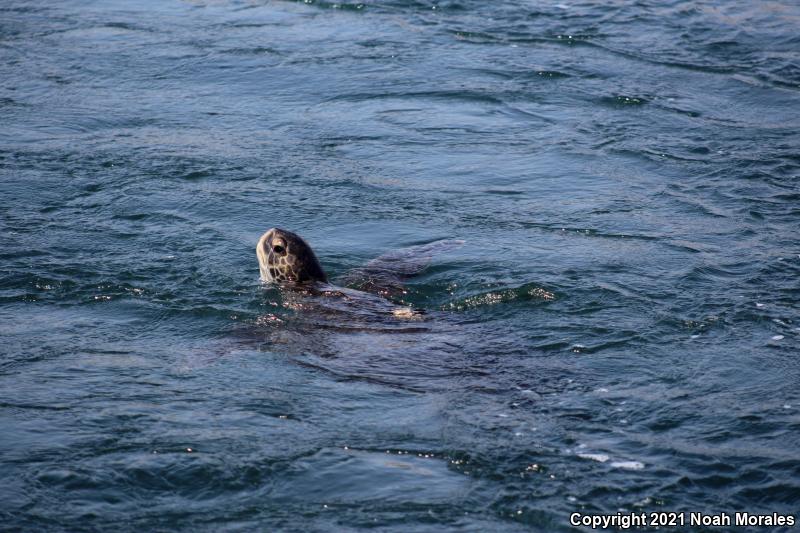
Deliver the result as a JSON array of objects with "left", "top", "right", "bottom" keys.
[{"left": 1, "top": 0, "right": 799, "bottom": 531}]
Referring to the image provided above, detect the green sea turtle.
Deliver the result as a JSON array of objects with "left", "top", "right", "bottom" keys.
[
  {"left": 250, "top": 228, "right": 553, "bottom": 390},
  {"left": 256, "top": 227, "right": 463, "bottom": 319}
]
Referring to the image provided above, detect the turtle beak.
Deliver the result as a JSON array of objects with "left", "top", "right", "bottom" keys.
[{"left": 256, "top": 229, "right": 277, "bottom": 281}]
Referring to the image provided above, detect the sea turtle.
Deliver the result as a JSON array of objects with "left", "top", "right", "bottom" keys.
[
  {"left": 255, "top": 227, "right": 463, "bottom": 320},
  {"left": 250, "top": 228, "right": 552, "bottom": 391}
]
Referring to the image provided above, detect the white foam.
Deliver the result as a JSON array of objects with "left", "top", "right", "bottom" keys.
[
  {"left": 610, "top": 461, "right": 645, "bottom": 470},
  {"left": 577, "top": 453, "right": 609, "bottom": 463}
]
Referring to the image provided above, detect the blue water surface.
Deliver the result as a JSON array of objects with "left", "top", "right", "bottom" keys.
[{"left": 1, "top": 0, "right": 799, "bottom": 531}]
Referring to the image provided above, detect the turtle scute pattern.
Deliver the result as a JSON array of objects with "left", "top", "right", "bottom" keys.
[{"left": 257, "top": 228, "right": 327, "bottom": 284}]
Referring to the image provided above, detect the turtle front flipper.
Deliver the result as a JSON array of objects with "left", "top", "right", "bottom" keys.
[{"left": 339, "top": 239, "right": 464, "bottom": 299}]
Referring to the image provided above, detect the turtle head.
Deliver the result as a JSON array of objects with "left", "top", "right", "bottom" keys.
[{"left": 256, "top": 228, "right": 327, "bottom": 284}]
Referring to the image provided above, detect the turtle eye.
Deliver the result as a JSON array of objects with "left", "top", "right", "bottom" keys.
[{"left": 272, "top": 244, "right": 285, "bottom": 255}]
